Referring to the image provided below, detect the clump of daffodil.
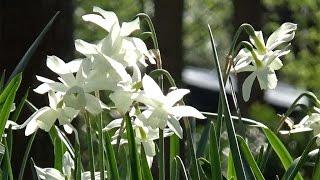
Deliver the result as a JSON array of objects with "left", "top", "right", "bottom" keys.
[{"left": 232, "top": 22, "right": 297, "bottom": 101}]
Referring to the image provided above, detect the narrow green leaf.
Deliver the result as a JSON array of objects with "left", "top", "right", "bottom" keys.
[
  {"left": 0, "top": 73, "right": 21, "bottom": 104},
  {"left": 227, "top": 152, "right": 237, "bottom": 180},
  {"left": 125, "top": 113, "right": 142, "bottom": 180},
  {"left": 209, "top": 123, "right": 223, "bottom": 180},
  {"left": 18, "top": 131, "right": 37, "bottom": 180},
  {"left": 141, "top": 146, "right": 153, "bottom": 180},
  {"left": 208, "top": 25, "right": 247, "bottom": 180},
  {"left": 8, "top": 12, "right": 60, "bottom": 82},
  {"left": 49, "top": 127, "right": 66, "bottom": 171},
  {"left": 256, "top": 145, "right": 264, "bottom": 168},
  {"left": 237, "top": 135, "right": 265, "bottom": 180},
  {"left": 0, "top": 74, "right": 21, "bottom": 137},
  {"left": 170, "top": 134, "right": 180, "bottom": 179},
  {"left": 104, "top": 131, "right": 120, "bottom": 180},
  {"left": 3, "top": 139, "right": 13, "bottom": 180},
  {"left": 282, "top": 136, "right": 317, "bottom": 180},
  {"left": 262, "top": 128, "right": 303, "bottom": 180},
  {"left": 97, "top": 113, "right": 105, "bottom": 180},
  {"left": 196, "top": 124, "right": 210, "bottom": 158}
]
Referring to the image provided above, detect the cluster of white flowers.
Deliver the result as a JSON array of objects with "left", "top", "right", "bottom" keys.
[
  {"left": 25, "top": 7, "right": 205, "bottom": 176},
  {"left": 232, "top": 23, "right": 297, "bottom": 101}
]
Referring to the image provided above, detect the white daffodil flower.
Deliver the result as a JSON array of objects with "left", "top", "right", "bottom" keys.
[
  {"left": 80, "top": 6, "right": 155, "bottom": 69},
  {"left": 233, "top": 22, "right": 297, "bottom": 101},
  {"left": 34, "top": 151, "right": 106, "bottom": 180},
  {"left": 104, "top": 108, "right": 173, "bottom": 167},
  {"left": 25, "top": 91, "right": 79, "bottom": 136},
  {"left": 135, "top": 75, "right": 205, "bottom": 135},
  {"left": 34, "top": 56, "right": 109, "bottom": 115}
]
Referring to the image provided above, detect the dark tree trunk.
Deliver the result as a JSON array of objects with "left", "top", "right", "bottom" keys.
[
  {"left": 154, "top": 0, "right": 184, "bottom": 84},
  {"left": 153, "top": 1, "right": 184, "bottom": 179},
  {"left": 233, "top": 0, "right": 263, "bottom": 116},
  {"left": 0, "top": 0, "right": 74, "bottom": 178}
]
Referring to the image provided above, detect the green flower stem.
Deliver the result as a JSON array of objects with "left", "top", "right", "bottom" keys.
[
  {"left": 136, "top": 13, "right": 159, "bottom": 50},
  {"left": 228, "top": 23, "right": 256, "bottom": 56},
  {"left": 159, "top": 129, "right": 165, "bottom": 180},
  {"left": 4, "top": 139, "right": 13, "bottom": 180},
  {"left": 95, "top": 91, "right": 105, "bottom": 180},
  {"left": 18, "top": 131, "right": 37, "bottom": 180},
  {"left": 98, "top": 113, "right": 105, "bottom": 180},
  {"left": 84, "top": 112, "right": 95, "bottom": 180}
]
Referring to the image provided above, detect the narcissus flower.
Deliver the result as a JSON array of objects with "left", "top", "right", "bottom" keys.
[
  {"left": 233, "top": 22, "right": 297, "bottom": 101},
  {"left": 135, "top": 75, "right": 205, "bottom": 135},
  {"left": 25, "top": 91, "right": 79, "bottom": 136}
]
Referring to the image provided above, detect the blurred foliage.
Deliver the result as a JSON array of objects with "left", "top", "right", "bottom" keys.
[
  {"left": 263, "top": 0, "right": 320, "bottom": 95},
  {"left": 183, "top": 0, "right": 233, "bottom": 67}
]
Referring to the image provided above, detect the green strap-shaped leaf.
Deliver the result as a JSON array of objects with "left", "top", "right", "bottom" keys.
[
  {"left": 210, "top": 123, "right": 223, "bottom": 180},
  {"left": 8, "top": 12, "right": 60, "bottom": 82},
  {"left": 237, "top": 135, "right": 265, "bottom": 180},
  {"left": 262, "top": 128, "right": 303, "bottom": 180},
  {"left": 282, "top": 137, "right": 317, "bottom": 180},
  {"left": 125, "top": 114, "right": 142, "bottom": 180},
  {"left": 105, "top": 131, "right": 120, "bottom": 180},
  {"left": 208, "top": 24, "right": 247, "bottom": 180}
]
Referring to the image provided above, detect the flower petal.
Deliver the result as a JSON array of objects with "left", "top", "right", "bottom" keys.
[
  {"left": 25, "top": 107, "right": 51, "bottom": 136},
  {"left": 242, "top": 72, "right": 257, "bottom": 102},
  {"left": 103, "top": 118, "right": 123, "bottom": 131},
  {"left": 142, "top": 75, "right": 165, "bottom": 102},
  {"left": 167, "top": 116, "right": 183, "bottom": 138},
  {"left": 169, "top": 105, "right": 205, "bottom": 119},
  {"left": 266, "top": 22, "right": 297, "bottom": 51},
  {"left": 256, "top": 68, "right": 277, "bottom": 90},
  {"left": 46, "top": 56, "right": 70, "bottom": 74},
  {"left": 165, "top": 89, "right": 190, "bottom": 107},
  {"left": 142, "top": 140, "right": 156, "bottom": 157},
  {"left": 120, "top": 17, "right": 140, "bottom": 36}
]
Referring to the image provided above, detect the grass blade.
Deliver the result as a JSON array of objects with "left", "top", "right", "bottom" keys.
[
  {"left": 262, "top": 128, "right": 303, "bottom": 180},
  {"left": 0, "top": 70, "right": 5, "bottom": 93},
  {"left": 208, "top": 24, "right": 247, "bottom": 180},
  {"left": 125, "top": 113, "right": 142, "bottom": 180},
  {"left": 0, "top": 74, "right": 21, "bottom": 137},
  {"left": 170, "top": 134, "right": 180, "bottom": 179},
  {"left": 196, "top": 124, "right": 210, "bottom": 158},
  {"left": 104, "top": 131, "right": 120, "bottom": 180},
  {"left": 141, "top": 146, "right": 153, "bottom": 180},
  {"left": 18, "top": 131, "right": 37, "bottom": 180},
  {"left": 209, "top": 123, "right": 223, "bottom": 180},
  {"left": 227, "top": 152, "right": 236, "bottom": 180},
  {"left": 237, "top": 135, "right": 265, "bottom": 180},
  {"left": 8, "top": 12, "right": 60, "bottom": 82},
  {"left": 282, "top": 136, "right": 317, "bottom": 180}
]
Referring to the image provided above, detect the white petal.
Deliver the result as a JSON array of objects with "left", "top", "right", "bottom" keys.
[
  {"left": 147, "top": 108, "right": 168, "bottom": 129},
  {"left": 266, "top": 22, "right": 297, "bottom": 50},
  {"left": 75, "top": 39, "right": 98, "bottom": 56},
  {"left": 110, "top": 90, "right": 134, "bottom": 113},
  {"left": 37, "top": 109, "right": 59, "bottom": 132},
  {"left": 34, "top": 165, "right": 65, "bottom": 180},
  {"left": 242, "top": 72, "right": 257, "bottom": 102},
  {"left": 84, "top": 93, "right": 105, "bottom": 115},
  {"left": 103, "top": 118, "right": 123, "bottom": 131},
  {"left": 93, "top": 6, "right": 119, "bottom": 30},
  {"left": 165, "top": 89, "right": 190, "bottom": 107},
  {"left": 169, "top": 106, "right": 205, "bottom": 119},
  {"left": 34, "top": 83, "right": 51, "bottom": 94},
  {"left": 25, "top": 107, "right": 51, "bottom": 136},
  {"left": 167, "top": 117, "right": 183, "bottom": 138},
  {"left": 62, "top": 151, "right": 74, "bottom": 177},
  {"left": 269, "top": 57, "right": 283, "bottom": 70},
  {"left": 142, "top": 140, "right": 156, "bottom": 156},
  {"left": 120, "top": 17, "right": 140, "bottom": 36},
  {"left": 46, "top": 56, "right": 70, "bottom": 74},
  {"left": 142, "top": 75, "right": 165, "bottom": 102},
  {"left": 63, "top": 124, "right": 73, "bottom": 134},
  {"left": 256, "top": 68, "right": 278, "bottom": 90},
  {"left": 66, "top": 59, "right": 83, "bottom": 73},
  {"left": 249, "top": 31, "right": 266, "bottom": 50}
]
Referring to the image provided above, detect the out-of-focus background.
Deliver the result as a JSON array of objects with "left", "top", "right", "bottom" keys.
[{"left": 1, "top": 0, "right": 320, "bottom": 178}]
